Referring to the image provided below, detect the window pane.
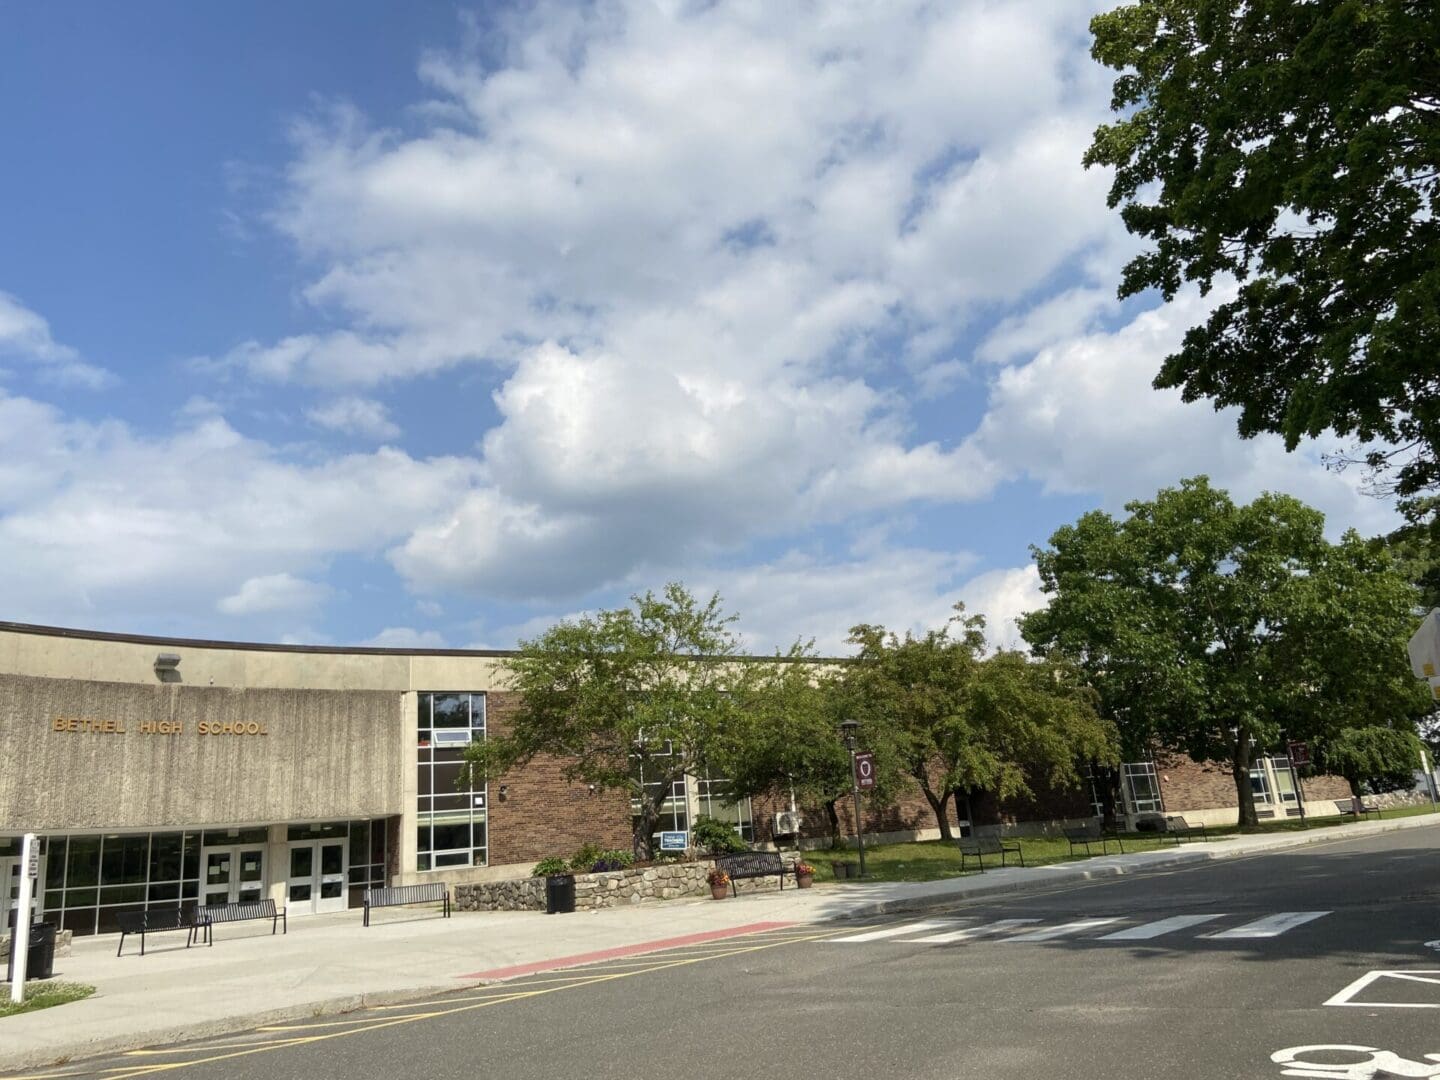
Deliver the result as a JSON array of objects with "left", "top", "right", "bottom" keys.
[
  {"left": 149, "top": 833, "right": 184, "bottom": 882},
  {"left": 101, "top": 835, "right": 149, "bottom": 885},
  {"left": 432, "top": 694, "right": 468, "bottom": 729},
  {"left": 67, "top": 836, "right": 101, "bottom": 888},
  {"left": 45, "top": 838, "right": 67, "bottom": 890}
]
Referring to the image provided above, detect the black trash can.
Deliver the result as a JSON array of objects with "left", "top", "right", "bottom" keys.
[
  {"left": 545, "top": 874, "right": 576, "bottom": 914},
  {"left": 5, "top": 922, "right": 56, "bottom": 982}
]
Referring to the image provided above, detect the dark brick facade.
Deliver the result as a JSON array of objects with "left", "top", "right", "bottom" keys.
[{"left": 483, "top": 692, "right": 631, "bottom": 865}]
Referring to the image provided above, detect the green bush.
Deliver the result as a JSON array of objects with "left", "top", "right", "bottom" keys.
[
  {"left": 569, "top": 841, "right": 606, "bottom": 871},
  {"left": 531, "top": 856, "right": 572, "bottom": 877},
  {"left": 590, "top": 848, "right": 634, "bottom": 872},
  {"left": 691, "top": 815, "right": 748, "bottom": 854}
]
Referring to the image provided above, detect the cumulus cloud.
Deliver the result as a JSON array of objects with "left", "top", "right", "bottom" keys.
[
  {"left": 0, "top": 387, "right": 477, "bottom": 628},
  {"left": 364, "top": 626, "right": 448, "bottom": 649},
  {"left": 218, "top": 573, "right": 330, "bottom": 616},
  {"left": 190, "top": 1, "right": 1132, "bottom": 599},
  {"left": 974, "top": 289, "right": 1400, "bottom": 537},
  {"left": 306, "top": 395, "right": 401, "bottom": 440},
  {"left": 0, "top": 291, "right": 112, "bottom": 388}
]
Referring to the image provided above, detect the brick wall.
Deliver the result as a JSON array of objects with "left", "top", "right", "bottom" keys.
[
  {"left": 1155, "top": 752, "right": 1238, "bottom": 813},
  {"left": 483, "top": 693, "right": 632, "bottom": 866}
]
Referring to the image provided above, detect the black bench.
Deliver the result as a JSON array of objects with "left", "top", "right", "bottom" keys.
[
  {"left": 1064, "top": 820, "right": 1124, "bottom": 857},
  {"left": 715, "top": 851, "right": 794, "bottom": 896},
  {"left": 1339, "top": 797, "right": 1381, "bottom": 821},
  {"left": 115, "top": 907, "right": 203, "bottom": 956},
  {"left": 196, "top": 898, "right": 286, "bottom": 943},
  {"left": 363, "top": 882, "right": 450, "bottom": 926},
  {"left": 1164, "top": 816, "right": 1207, "bottom": 842},
  {"left": 955, "top": 835, "right": 1023, "bottom": 872}
]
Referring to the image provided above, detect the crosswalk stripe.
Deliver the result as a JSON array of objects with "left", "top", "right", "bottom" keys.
[
  {"left": 1098, "top": 914, "right": 1225, "bottom": 940},
  {"left": 1004, "top": 918, "right": 1122, "bottom": 942},
  {"left": 829, "top": 920, "right": 961, "bottom": 943},
  {"left": 1207, "top": 911, "right": 1330, "bottom": 939},
  {"left": 908, "top": 919, "right": 1042, "bottom": 943}
]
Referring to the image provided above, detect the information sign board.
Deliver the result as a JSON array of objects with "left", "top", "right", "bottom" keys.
[
  {"left": 854, "top": 751, "right": 876, "bottom": 790},
  {"left": 659, "top": 831, "right": 688, "bottom": 852}
]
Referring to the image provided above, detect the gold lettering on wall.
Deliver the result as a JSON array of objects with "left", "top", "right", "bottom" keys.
[{"left": 50, "top": 717, "right": 268, "bottom": 737}]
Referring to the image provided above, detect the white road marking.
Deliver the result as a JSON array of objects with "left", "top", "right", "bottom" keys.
[
  {"left": 907, "top": 919, "right": 1042, "bottom": 943},
  {"left": 1208, "top": 911, "right": 1330, "bottom": 939},
  {"left": 1004, "top": 918, "right": 1122, "bottom": 942},
  {"left": 1272, "top": 1044, "right": 1440, "bottom": 1079},
  {"left": 1097, "top": 914, "right": 1225, "bottom": 940},
  {"left": 1323, "top": 970, "right": 1440, "bottom": 1009},
  {"left": 829, "top": 920, "right": 961, "bottom": 943}
]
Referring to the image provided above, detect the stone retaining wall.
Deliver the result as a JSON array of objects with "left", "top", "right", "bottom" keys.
[{"left": 454, "top": 860, "right": 788, "bottom": 912}]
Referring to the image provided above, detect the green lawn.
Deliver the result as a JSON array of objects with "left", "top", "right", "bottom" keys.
[
  {"left": 798, "top": 804, "right": 1439, "bottom": 884},
  {"left": 0, "top": 981, "right": 94, "bottom": 1019}
]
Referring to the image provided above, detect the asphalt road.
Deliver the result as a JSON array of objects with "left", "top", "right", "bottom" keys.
[{"left": 11, "top": 828, "right": 1440, "bottom": 1080}]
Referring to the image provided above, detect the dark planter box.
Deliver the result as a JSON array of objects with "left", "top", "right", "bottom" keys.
[{"left": 833, "top": 861, "right": 858, "bottom": 880}]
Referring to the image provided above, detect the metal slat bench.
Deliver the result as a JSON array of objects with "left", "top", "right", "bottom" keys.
[
  {"left": 715, "top": 852, "right": 795, "bottom": 896},
  {"left": 363, "top": 883, "right": 451, "bottom": 927},
  {"left": 1063, "top": 820, "right": 1124, "bottom": 857},
  {"left": 955, "top": 835, "right": 1024, "bottom": 872},
  {"left": 115, "top": 908, "right": 204, "bottom": 956},
  {"left": 1164, "top": 816, "right": 1208, "bottom": 843},
  {"left": 196, "top": 898, "right": 286, "bottom": 943},
  {"left": 1339, "top": 797, "right": 1382, "bottom": 821}
]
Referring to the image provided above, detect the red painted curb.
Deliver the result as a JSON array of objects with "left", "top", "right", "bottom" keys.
[{"left": 457, "top": 920, "right": 797, "bottom": 981}]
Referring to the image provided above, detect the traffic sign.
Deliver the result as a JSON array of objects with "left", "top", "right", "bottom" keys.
[
  {"left": 1287, "top": 741, "right": 1310, "bottom": 767},
  {"left": 854, "top": 752, "right": 876, "bottom": 790},
  {"left": 1406, "top": 608, "right": 1440, "bottom": 679}
]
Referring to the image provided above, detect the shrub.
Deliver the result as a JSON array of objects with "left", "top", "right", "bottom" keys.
[
  {"left": 569, "top": 841, "right": 605, "bottom": 872},
  {"left": 691, "top": 815, "right": 747, "bottom": 855},
  {"left": 531, "top": 856, "right": 572, "bottom": 877},
  {"left": 589, "top": 848, "right": 634, "bottom": 872}
]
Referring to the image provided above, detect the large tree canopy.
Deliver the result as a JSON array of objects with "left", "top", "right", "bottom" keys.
[
  {"left": 1315, "top": 725, "right": 1425, "bottom": 801},
  {"left": 1022, "top": 477, "right": 1427, "bottom": 825},
  {"left": 1086, "top": 0, "right": 1440, "bottom": 495},
  {"left": 845, "top": 608, "right": 1116, "bottom": 839},
  {"left": 463, "top": 583, "right": 796, "bottom": 859}
]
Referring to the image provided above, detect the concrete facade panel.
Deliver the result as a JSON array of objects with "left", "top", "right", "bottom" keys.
[{"left": 0, "top": 673, "right": 404, "bottom": 831}]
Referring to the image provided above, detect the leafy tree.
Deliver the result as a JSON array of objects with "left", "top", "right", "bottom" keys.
[
  {"left": 1022, "top": 477, "right": 1428, "bottom": 825},
  {"left": 1372, "top": 496, "right": 1440, "bottom": 611},
  {"left": 1085, "top": 0, "right": 1440, "bottom": 496},
  {"left": 845, "top": 609, "right": 1117, "bottom": 839},
  {"left": 715, "top": 660, "right": 906, "bottom": 847},
  {"left": 462, "top": 583, "right": 774, "bottom": 860},
  {"left": 1315, "top": 725, "right": 1425, "bottom": 800}
]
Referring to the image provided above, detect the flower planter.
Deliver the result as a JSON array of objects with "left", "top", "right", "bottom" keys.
[
  {"left": 710, "top": 884, "right": 729, "bottom": 900},
  {"left": 833, "top": 861, "right": 857, "bottom": 880},
  {"left": 796, "top": 873, "right": 814, "bottom": 889}
]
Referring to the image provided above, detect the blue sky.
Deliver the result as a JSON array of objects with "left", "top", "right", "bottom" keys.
[{"left": 0, "top": 1, "right": 1397, "bottom": 653}]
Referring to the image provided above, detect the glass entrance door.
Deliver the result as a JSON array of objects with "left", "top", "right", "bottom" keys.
[
  {"left": 201, "top": 846, "right": 266, "bottom": 907},
  {"left": 286, "top": 841, "right": 347, "bottom": 915},
  {"left": 2, "top": 858, "right": 18, "bottom": 931}
]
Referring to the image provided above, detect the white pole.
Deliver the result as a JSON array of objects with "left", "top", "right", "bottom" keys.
[{"left": 10, "top": 833, "right": 36, "bottom": 1004}]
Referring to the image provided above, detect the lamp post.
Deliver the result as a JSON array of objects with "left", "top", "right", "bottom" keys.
[{"left": 839, "top": 720, "right": 867, "bottom": 879}]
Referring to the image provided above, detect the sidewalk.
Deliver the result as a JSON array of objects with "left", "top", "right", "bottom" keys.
[{"left": 2, "top": 813, "right": 1435, "bottom": 1071}]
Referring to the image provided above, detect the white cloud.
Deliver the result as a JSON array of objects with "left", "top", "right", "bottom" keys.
[
  {"left": 306, "top": 396, "right": 401, "bottom": 440},
  {"left": 218, "top": 573, "right": 330, "bottom": 616},
  {"left": 0, "top": 291, "right": 112, "bottom": 388},
  {"left": 0, "top": 388, "right": 477, "bottom": 627},
  {"left": 364, "top": 626, "right": 448, "bottom": 649},
  {"left": 692, "top": 546, "right": 1041, "bottom": 656},
  {"left": 974, "top": 289, "right": 1400, "bottom": 537}
]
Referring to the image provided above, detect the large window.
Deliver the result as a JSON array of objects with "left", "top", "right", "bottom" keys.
[
  {"left": 695, "top": 774, "right": 754, "bottom": 843},
  {"left": 1249, "top": 762, "right": 1273, "bottom": 805},
  {"left": 1121, "top": 761, "right": 1163, "bottom": 814},
  {"left": 416, "top": 692, "right": 487, "bottom": 872}
]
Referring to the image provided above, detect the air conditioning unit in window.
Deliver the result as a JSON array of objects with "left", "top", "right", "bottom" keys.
[
  {"left": 773, "top": 811, "right": 802, "bottom": 836},
  {"left": 432, "top": 730, "right": 473, "bottom": 747}
]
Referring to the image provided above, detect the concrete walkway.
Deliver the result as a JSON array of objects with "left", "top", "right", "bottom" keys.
[{"left": 3, "top": 813, "right": 1436, "bottom": 1071}]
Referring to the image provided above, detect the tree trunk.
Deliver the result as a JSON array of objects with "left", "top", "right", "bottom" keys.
[
  {"left": 632, "top": 789, "right": 664, "bottom": 862},
  {"left": 1231, "top": 733, "right": 1259, "bottom": 828},
  {"left": 915, "top": 771, "right": 954, "bottom": 840},
  {"left": 1347, "top": 775, "right": 1365, "bottom": 802},
  {"left": 825, "top": 797, "right": 844, "bottom": 849}
]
